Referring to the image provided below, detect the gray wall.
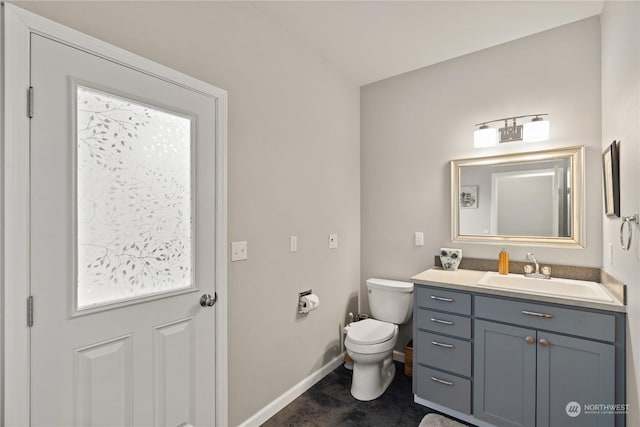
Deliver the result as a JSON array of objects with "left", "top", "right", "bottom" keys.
[
  {"left": 361, "top": 17, "right": 602, "bottom": 350},
  {"left": 601, "top": 2, "right": 640, "bottom": 425},
  {"left": 14, "top": 2, "right": 361, "bottom": 425}
]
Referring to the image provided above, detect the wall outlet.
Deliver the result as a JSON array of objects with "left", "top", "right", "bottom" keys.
[
  {"left": 290, "top": 236, "right": 298, "bottom": 252},
  {"left": 231, "top": 241, "right": 248, "bottom": 261},
  {"left": 329, "top": 233, "right": 338, "bottom": 249},
  {"left": 415, "top": 231, "right": 424, "bottom": 246}
]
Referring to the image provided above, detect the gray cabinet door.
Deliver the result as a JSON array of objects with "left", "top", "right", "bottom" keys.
[
  {"left": 537, "top": 332, "right": 615, "bottom": 427},
  {"left": 474, "top": 320, "right": 537, "bottom": 427}
]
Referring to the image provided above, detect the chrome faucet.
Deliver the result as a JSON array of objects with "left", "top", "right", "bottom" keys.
[{"left": 525, "top": 252, "right": 551, "bottom": 279}]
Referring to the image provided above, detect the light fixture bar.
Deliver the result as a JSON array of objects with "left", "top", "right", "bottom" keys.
[{"left": 474, "top": 113, "right": 548, "bottom": 127}]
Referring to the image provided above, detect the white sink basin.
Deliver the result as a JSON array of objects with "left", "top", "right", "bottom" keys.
[{"left": 476, "top": 272, "right": 614, "bottom": 303}]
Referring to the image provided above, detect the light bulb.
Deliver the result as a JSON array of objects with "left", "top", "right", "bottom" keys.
[
  {"left": 474, "top": 125, "right": 497, "bottom": 148},
  {"left": 523, "top": 117, "right": 550, "bottom": 142}
]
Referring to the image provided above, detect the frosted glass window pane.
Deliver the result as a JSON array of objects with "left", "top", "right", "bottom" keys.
[{"left": 76, "top": 86, "right": 193, "bottom": 310}]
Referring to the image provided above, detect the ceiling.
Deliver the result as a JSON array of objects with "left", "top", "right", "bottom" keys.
[{"left": 251, "top": 1, "right": 604, "bottom": 86}]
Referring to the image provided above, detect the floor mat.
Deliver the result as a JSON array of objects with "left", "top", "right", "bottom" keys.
[{"left": 418, "top": 412, "right": 466, "bottom": 427}]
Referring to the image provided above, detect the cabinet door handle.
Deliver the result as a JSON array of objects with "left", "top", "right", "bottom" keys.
[
  {"left": 525, "top": 336, "right": 535, "bottom": 344},
  {"left": 430, "top": 317, "right": 454, "bottom": 325},
  {"left": 430, "top": 295, "right": 454, "bottom": 302},
  {"left": 431, "top": 340, "right": 454, "bottom": 349},
  {"left": 430, "top": 376, "right": 454, "bottom": 386},
  {"left": 539, "top": 338, "right": 550, "bottom": 347},
  {"left": 521, "top": 310, "right": 553, "bottom": 319}
]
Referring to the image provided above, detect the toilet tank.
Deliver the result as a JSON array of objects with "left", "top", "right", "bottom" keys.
[{"left": 366, "top": 278, "right": 414, "bottom": 324}]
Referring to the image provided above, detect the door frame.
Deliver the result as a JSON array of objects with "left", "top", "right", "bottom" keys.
[{"left": 2, "top": 4, "right": 228, "bottom": 425}]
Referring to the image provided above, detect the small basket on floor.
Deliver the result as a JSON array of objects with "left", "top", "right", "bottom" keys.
[{"left": 404, "top": 340, "right": 413, "bottom": 377}]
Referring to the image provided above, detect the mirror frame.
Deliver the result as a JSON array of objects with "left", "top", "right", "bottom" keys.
[{"left": 451, "top": 145, "right": 585, "bottom": 247}]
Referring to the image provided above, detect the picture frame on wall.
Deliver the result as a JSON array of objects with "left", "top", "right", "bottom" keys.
[
  {"left": 602, "top": 140, "right": 620, "bottom": 218},
  {"left": 460, "top": 185, "right": 478, "bottom": 209}
]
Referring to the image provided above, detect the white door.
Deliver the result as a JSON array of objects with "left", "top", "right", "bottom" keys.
[{"left": 28, "top": 31, "right": 219, "bottom": 427}]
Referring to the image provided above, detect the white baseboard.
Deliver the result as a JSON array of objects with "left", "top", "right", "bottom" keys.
[
  {"left": 238, "top": 353, "right": 345, "bottom": 427},
  {"left": 393, "top": 350, "right": 405, "bottom": 363}
]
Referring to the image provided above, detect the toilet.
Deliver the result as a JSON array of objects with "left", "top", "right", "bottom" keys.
[{"left": 344, "top": 278, "right": 414, "bottom": 401}]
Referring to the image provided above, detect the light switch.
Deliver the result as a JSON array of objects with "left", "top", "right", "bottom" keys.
[
  {"left": 231, "top": 241, "right": 248, "bottom": 261},
  {"left": 415, "top": 232, "right": 424, "bottom": 246},
  {"left": 290, "top": 236, "right": 298, "bottom": 252},
  {"left": 329, "top": 233, "right": 338, "bottom": 249}
]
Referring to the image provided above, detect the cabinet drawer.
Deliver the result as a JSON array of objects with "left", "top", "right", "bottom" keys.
[
  {"left": 417, "top": 309, "right": 471, "bottom": 339},
  {"left": 416, "top": 365, "right": 471, "bottom": 415},
  {"left": 416, "top": 331, "right": 471, "bottom": 377},
  {"left": 475, "top": 296, "right": 616, "bottom": 342},
  {"left": 416, "top": 286, "right": 471, "bottom": 315}
]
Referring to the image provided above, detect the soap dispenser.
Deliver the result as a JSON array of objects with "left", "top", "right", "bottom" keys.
[{"left": 498, "top": 249, "right": 509, "bottom": 275}]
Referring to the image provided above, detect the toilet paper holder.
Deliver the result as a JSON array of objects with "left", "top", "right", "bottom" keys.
[{"left": 298, "top": 289, "right": 319, "bottom": 314}]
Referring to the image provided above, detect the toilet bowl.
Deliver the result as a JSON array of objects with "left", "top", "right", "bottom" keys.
[
  {"left": 344, "top": 277, "right": 413, "bottom": 401},
  {"left": 345, "top": 318, "right": 399, "bottom": 401}
]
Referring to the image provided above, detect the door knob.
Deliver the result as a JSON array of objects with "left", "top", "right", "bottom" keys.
[
  {"left": 200, "top": 293, "right": 217, "bottom": 307},
  {"left": 539, "top": 338, "right": 550, "bottom": 347},
  {"left": 525, "top": 336, "right": 535, "bottom": 344}
]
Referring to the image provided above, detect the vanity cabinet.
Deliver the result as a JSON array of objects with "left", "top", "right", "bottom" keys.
[
  {"left": 474, "top": 296, "right": 616, "bottom": 427},
  {"left": 474, "top": 321, "right": 614, "bottom": 427},
  {"left": 414, "top": 287, "right": 473, "bottom": 414},
  {"left": 474, "top": 320, "right": 537, "bottom": 427},
  {"left": 413, "top": 284, "right": 625, "bottom": 427}
]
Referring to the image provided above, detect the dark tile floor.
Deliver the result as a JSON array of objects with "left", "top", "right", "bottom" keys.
[{"left": 262, "top": 362, "right": 467, "bottom": 427}]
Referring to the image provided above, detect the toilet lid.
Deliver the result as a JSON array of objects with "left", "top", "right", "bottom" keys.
[{"left": 347, "top": 319, "right": 396, "bottom": 345}]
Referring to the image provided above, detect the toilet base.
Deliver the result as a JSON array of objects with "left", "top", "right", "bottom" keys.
[{"left": 349, "top": 355, "right": 395, "bottom": 401}]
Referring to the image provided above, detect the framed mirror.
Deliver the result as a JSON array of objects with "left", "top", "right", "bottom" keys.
[{"left": 451, "top": 146, "right": 585, "bottom": 247}]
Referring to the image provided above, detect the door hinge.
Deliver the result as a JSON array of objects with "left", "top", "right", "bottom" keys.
[
  {"left": 27, "top": 296, "right": 34, "bottom": 327},
  {"left": 28, "top": 86, "right": 34, "bottom": 118}
]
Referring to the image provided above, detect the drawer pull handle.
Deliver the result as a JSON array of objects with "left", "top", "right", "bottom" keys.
[
  {"left": 430, "top": 295, "right": 454, "bottom": 302},
  {"left": 521, "top": 310, "right": 553, "bottom": 319},
  {"left": 430, "top": 318, "right": 454, "bottom": 325},
  {"left": 430, "top": 376, "right": 454, "bottom": 386},
  {"left": 431, "top": 340, "right": 454, "bottom": 349}
]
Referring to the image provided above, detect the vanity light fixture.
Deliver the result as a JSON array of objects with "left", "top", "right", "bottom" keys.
[{"left": 473, "top": 114, "right": 550, "bottom": 147}]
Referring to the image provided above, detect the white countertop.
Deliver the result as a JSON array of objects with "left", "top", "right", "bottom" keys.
[{"left": 411, "top": 268, "right": 626, "bottom": 313}]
